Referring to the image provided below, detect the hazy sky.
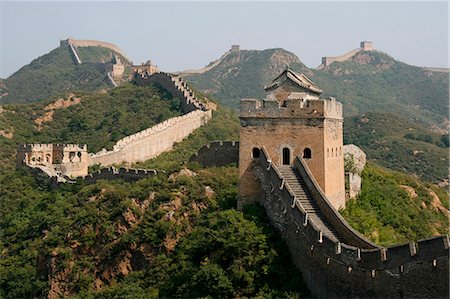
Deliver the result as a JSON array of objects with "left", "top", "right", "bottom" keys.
[{"left": 0, "top": 1, "right": 448, "bottom": 78}]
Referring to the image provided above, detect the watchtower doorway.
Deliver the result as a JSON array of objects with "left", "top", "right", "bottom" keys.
[{"left": 282, "top": 147, "right": 291, "bottom": 165}]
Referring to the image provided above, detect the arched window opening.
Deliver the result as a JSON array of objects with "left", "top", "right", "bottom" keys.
[
  {"left": 327, "top": 148, "right": 329, "bottom": 158},
  {"left": 282, "top": 148, "right": 291, "bottom": 165},
  {"left": 331, "top": 148, "right": 334, "bottom": 157},
  {"left": 303, "top": 148, "right": 312, "bottom": 159},
  {"left": 252, "top": 147, "right": 261, "bottom": 159}
]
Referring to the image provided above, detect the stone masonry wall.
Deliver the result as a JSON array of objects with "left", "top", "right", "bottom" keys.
[
  {"left": 239, "top": 96, "right": 345, "bottom": 210},
  {"left": 134, "top": 72, "right": 207, "bottom": 113},
  {"left": 253, "top": 148, "right": 449, "bottom": 298},
  {"left": 189, "top": 141, "right": 239, "bottom": 167},
  {"left": 81, "top": 167, "right": 158, "bottom": 183},
  {"left": 89, "top": 72, "right": 212, "bottom": 167},
  {"left": 89, "top": 109, "right": 211, "bottom": 166},
  {"left": 62, "top": 38, "right": 129, "bottom": 61}
]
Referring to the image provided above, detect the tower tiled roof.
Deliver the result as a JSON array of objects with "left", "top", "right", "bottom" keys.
[{"left": 264, "top": 68, "right": 323, "bottom": 95}]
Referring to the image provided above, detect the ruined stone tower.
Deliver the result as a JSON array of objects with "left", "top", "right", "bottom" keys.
[{"left": 239, "top": 69, "right": 345, "bottom": 209}]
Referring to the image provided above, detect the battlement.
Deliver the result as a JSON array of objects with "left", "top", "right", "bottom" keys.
[
  {"left": 255, "top": 148, "right": 449, "bottom": 297},
  {"left": 240, "top": 96, "right": 343, "bottom": 120},
  {"left": 81, "top": 166, "right": 158, "bottom": 183},
  {"left": 60, "top": 38, "right": 129, "bottom": 61},
  {"left": 320, "top": 41, "right": 375, "bottom": 67},
  {"left": 360, "top": 41, "right": 373, "bottom": 51},
  {"left": 189, "top": 140, "right": 240, "bottom": 167},
  {"left": 17, "top": 143, "right": 88, "bottom": 177},
  {"left": 111, "top": 110, "right": 208, "bottom": 150},
  {"left": 135, "top": 71, "right": 208, "bottom": 112},
  {"left": 89, "top": 108, "right": 212, "bottom": 167}
]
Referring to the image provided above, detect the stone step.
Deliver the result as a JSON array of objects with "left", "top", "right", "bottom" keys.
[{"left": 278, "top": 166, "right": 341, "bottom": 241}]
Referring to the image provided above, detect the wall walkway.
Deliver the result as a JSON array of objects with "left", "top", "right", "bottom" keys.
[
  {"left": 89, "top": 72, "right": 212, "bottom": 167},
  {"left": 254, "top": 147, "right": 449, "bottom": 298}
]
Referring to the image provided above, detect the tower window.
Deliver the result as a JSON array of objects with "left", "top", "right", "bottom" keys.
[
  {"left": 282, "top": 148, "right": 291, "bottom": 165},
  {"left": 252, "top": 147, "right": 261, "bottom": 159},
  {"left": 303, "top": 148, "right": 312, "bottom": 159}
]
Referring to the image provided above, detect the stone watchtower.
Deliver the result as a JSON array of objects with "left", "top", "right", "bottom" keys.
[{"left": 239, "top": 69, "right": 345, "bottom": 209}]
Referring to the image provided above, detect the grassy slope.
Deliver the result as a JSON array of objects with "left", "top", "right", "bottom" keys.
[
  {"left": 186, "top": 49, "right": 310, "bottom": 109},
  {"left": 1, "top": 46, "right": 131, "bottom": 104},
  {"left": 0, "top": 82, "right": 447, "bottom": 298},
  {"left": 0, "top": 83, "right": 181, "bottom": 165},
  {"left": 186, "top": 49, "right": 448, "bottom": 182},
  {"left": 344, "top": 112, "right": 448, "bottom": 182},
  {"left": 312, "top": 51, "right": 448, "bottom": 128},
  {"left": 342, "top": 162, "right": 449, "bottom": 246}
]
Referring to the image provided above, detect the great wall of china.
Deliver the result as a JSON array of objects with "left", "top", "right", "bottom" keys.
[
  {"left": 255, "top": 149, "right": 448, "bottom": 298},
  {"left": 60, "top": 38, "right": 130, "bottom": 61},
  {"left": 18, "top": 72, "right": 212, "bottom": 181},
  {"left": 15, "top": 42, "right": 448, "bottom": 297},
  {"left": 318, "top": 41, "right": 374, "bottom": 68}
]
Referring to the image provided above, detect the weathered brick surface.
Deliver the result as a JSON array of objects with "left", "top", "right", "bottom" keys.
[
  {"left": 239, "top": 96, "right": 345, "bottom": 210},
  {"left": 255, "top": 151, "right": 449, "bottom": 298},
  {"left": 189, "top": 141, "right": 239, "bottom": 167}
]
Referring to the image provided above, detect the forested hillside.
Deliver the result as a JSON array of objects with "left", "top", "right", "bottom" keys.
[
  {"left": 185, "top": 48, "right": 448, "bottom": 131},
  {"left": 184, "top": 48, "right": 448, "bottom": 183},
  {"left": 0, "top": 45, "right": 131, "bottom": 104},
  {"left": 344, "top": 112, "right": 448, "bottom": 182},
  {"left": 1, "top": 81, "right": 448, "bottom": 298}
]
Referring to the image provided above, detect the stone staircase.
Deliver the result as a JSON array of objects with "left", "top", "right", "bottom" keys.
[{"left": 278, "top": 165, "right": 341, "bottom": 242}]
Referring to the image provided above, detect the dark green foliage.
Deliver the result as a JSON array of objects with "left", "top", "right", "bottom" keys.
[
  {"left": 344, "top": 112, "right": 448, "bottom": 182},
  {"left": 341, "top": 163, "right": 449, "bottom": 246},
  {"left": 1, "top": 45, "right": 131, "bottom": 104},
  {"left": 186, "top": 49, "right": 448, "bottom": 183},
  {"left": 134, "top": 105, "right": 239, "bottom": 173},
  {"left": 0, "top": 84, "right": 307, "bottom": 297},
  {"left": 0, "top": 83, "right": 181, "bottom": 162},
  {"left": 186, "top": 50, "right": 448, "bottom": 130},
  {"left": 0, "top": 74, "right": 447, "bottom": 298}
]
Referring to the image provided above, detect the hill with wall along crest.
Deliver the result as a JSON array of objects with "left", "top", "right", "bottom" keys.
[
  {"left": 184, "top": 47, "right": 449, "bottom": 183},
  {"left": 185, "top": 48, "right": 448, "bottom": 131},
  {"left": 0, "top": 43, "right": 132, "bottom": 104},
  {"left": 0, "top": 77, "right": 448, "bottom": 297}
]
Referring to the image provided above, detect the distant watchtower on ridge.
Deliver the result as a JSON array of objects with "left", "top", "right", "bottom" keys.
[{"left": 238, "top": 69, "right": 345, "bottom": 209}]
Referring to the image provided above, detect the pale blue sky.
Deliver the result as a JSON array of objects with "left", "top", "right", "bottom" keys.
[{"left": 0, "top": 1, "right": 448, "bottom": 78}]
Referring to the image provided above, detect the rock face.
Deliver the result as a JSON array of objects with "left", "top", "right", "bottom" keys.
[{"left": 343, "top": 144, "right": 366, "bottom": 199}]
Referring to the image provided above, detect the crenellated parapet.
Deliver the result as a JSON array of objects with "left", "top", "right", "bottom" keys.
[
  {"left": 134, "top": 71, "right": 207, "bottom": 112},
  {"left": 319, "top": 41, "right": 374, "bottom": 68},
  {"left": 254, "top": 148, "right": 449, "bottom": 298},
  {"left": 81, "top": 166, "right": 158, "bottom": 183},
  {"left": 240, "top": 96, "right": 343, "bottom": 121},
  {"left": 189, "top": 141, "right": 240, "bottom": 167},
  {"left": 17, "top": 143, "right": 88, "bottom": 177},
  {"left": 88, "top": 72, "right": 213, "bottom": 167}
]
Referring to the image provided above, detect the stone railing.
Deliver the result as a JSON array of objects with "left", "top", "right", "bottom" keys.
[{"left": 255, "top": 147, "right": 449, "bottom": 298}]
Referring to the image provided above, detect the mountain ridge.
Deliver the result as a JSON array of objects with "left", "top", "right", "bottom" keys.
[{"left": 0, "top": 40, "right": 132, "bottom": 104}]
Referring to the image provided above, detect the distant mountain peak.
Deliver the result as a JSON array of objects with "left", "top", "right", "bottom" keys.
[
  {"left": 179, "top": 46, "right": 305, "bottom": 76},
  {"left": 318, "top": 41, "right": 375, "bottom": 68}
]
